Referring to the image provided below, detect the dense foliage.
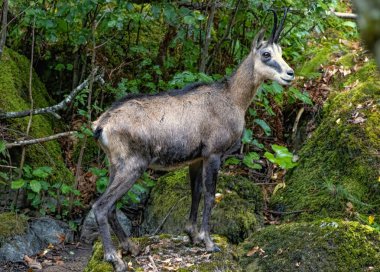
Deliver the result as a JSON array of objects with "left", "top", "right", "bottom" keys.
[{"left": 0, "top": 0, "right": 362, "bottom": 222}]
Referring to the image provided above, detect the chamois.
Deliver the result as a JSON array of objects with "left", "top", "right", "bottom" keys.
[{"left": 92, "top": 9, "right": 294, "bottom": 272}]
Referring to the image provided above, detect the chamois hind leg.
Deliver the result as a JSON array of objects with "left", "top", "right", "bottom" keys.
[
  {"left": 185, "top": 160, "right": 203, "bottom": 244},
  {"left": 106, "top": 163, "right": 139, "bottom": 256},
  {"left": 198, "top": 154, "right": 221, "bottom": 252},
  {"left": 93, "top": 156, "right": 147, "bottom": 272}
]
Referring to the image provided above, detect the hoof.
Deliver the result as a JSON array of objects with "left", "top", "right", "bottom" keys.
[
  {"left": 129, "top": 242, "right": 140, "bottom": 257},
  {"left": 121, "top": 240, "right": 140, "bottom": 256},
  {"left": 185, "top": 225, "right": 201, "bottom": 245},
  {"left": 206, "top": 244, "right": 221, "bottom": 253},
  {"left": 105, "top": 254, "right": 126, "bottom": 272}
]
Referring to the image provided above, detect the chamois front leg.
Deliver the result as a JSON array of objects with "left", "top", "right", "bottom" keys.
[
  {"left": 93, "top": 156, "right": 146, "bottom": 272},
  {"left": 185, "top": 160, "right": 203, "bottom": 244},
  {"left": 198, "top": 154, "right": 221, "bottom": 252}
]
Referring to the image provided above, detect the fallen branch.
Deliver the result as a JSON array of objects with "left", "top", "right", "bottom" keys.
[
  {"left": 148, "top": 256, "right": 158, "bottom": 272},
  {"left": 5, "top": 131, "right": 75, "bottom": 148},
  {"left": 291, "top": 107, "right": 305, "bottom": 144},
  {"left": 333, "top": 12, "right": 357, "bottom": 19},
  {"left": 265, "top": 209, "right": 310, "bottom": 215},
  {"left": 0, "top": 73, "right": 104, "bottom": 119},
  {"left": 152, "top": 196, "right": 186, "bottom": 235}
]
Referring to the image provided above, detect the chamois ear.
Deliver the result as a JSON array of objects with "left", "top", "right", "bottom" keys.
[{"left": 252, "top": 29, "right": 266, "bottom": 51}]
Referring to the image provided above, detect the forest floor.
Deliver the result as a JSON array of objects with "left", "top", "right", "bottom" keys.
[{"left": 0, "top": 243, "right": 92, "bottom": 272}]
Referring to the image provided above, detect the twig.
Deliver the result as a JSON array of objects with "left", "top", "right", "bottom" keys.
[
  {"left": 291, "top": 107, "right": 304, "bottom": 144},
  {"left": 0, "top": 165, "right": 16, "bottom": 169},
  {"left": 0, "top": 72, "right": 104, "bottom": 119},
  {"left": 5, "top": 131, "right": 76, "bottom": 148},
  {"left": 199, "top": 0, "right": 217, "bottom": 73},
  {"left": 333, "top": 12, "right": 357, "bottom": 19},
  {"left": 153, "top": 196, "right": 186, "bottom": 235},
  {"left": 148, "top": 256, "right": 158, "bottom": 272},
  {"left": 265, "top": 209, "right": 310, "bottom": 215},
  {"left": 0, "top": 0, "right": 8, "bottom": 59}
]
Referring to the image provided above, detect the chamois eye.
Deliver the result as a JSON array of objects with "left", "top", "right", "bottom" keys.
[{"left": 263, "top": 52, "right": 271, "bottom": 58}]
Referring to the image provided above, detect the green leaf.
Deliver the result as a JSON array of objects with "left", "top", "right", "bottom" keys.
[
  {"left": 30, "top": 180, "right": 42, "bottom": 193},
  {"left": 55, "top": 63, "right": 65, "bottom": 71},
  {"left": 132, "top": 183, "right": 146, "bottom": 193},
  {"left": 183, "top": 15, "right": 196, "bottom": 25},
  {"left": 272, "top": 81, "right": 283, "bottom": 94},
  {"left": 23, "top": 165, "right": 33, "bottom": 179},
  {"left": 254, "top": 119, "right": 271, "bottom": 136},
  {"left": 243, "top": 152, "right": 261, "bottom": 169},
  {"left": 0, "top": 140, "right": 6, "bottom": 154},
  {"left": 343, "top": 21, "right": 357, "bottom": 29},
  {"left": 11, "top": 179, "right": 25, "bottom": 189},
  {"left": 32, "top": 166, "right": 52, "bottom": 179},
  {"left": 264, "top": 145, "right": 298, "bottom": 170},
  {"left": 127, "top": 191, "right": 140, "bottom": 203},
  {"left": 252, "top": 139, "right": 264, "bottom": 149},
  {"left": 61, "top": 184, "right": 71, "bottom": 194},
  {"left": 96, "top": 176, "right": 109, "bottom": 193},
  {"left": 0, "top": 171, "right": 8, "bottom": 181},
  {"left": 289, "top": 87, "right": 313, "bottom": 105},
  {"left": 242, "top": 129, "right": 253, "bottom": 144},
  {"left": 89, "top": 167, "right": 108, "bottom": 177},
  {"left": 224, "top": 157, "right": 240, "bottom": 166}
]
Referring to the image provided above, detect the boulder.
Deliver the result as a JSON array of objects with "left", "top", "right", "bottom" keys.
[
  {"left": 271, "top": 60, "right": 380, "bottom": 218},
  {"left": 0, "top": 215, "right": 73, "bottom": 262},
  {"left": 141, "top": 169, "right": 263, "bottom": 244},
  {"left": 238, "top": 219, "right": 380, "bottom": 271},
  {"left": 80, "top": 209, "right": 132, "bottom": 244}
]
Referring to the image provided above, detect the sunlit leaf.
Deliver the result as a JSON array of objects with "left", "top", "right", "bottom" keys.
[
  {"left": 30, "top": 180, "right": 42, "bottom": 193},
  {"left": 11, "top": 179, "right": 25, "bottom": 189}
]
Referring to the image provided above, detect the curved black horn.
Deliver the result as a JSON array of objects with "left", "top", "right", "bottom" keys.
[
  {"left": 268, "top": 9, "right": 278, "bottom": 44},
  {"left": 274, "top": 7, "right": 289, "bottom": 43}
]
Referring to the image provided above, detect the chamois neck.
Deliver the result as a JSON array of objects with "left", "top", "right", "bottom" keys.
[{"left": 227, "top": 52, "right": 262, "bottom": 111}]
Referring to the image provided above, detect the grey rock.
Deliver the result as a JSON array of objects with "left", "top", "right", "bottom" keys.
[
  {"left": 80, "top": 209, "right": 132, "bottom": 244},
  {"left": 0, "top": 217, "right": 73, "bottom": 262},
  {"left": 0, "top": 229, "right": 41, "bottom": 262},
  {"left": 30, "top": 217, "right": 73, "bottom": 245}
]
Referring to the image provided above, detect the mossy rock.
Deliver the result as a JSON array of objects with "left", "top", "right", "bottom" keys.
[
  {"left": 0, "top": 212, "right": 28, "bottom": 245},
  {"left": 238, "top": 219, "right": 380, "bottom": 271},
  {"left": 0, "top": 48, "right": 73, "bottom": 183},
  {"left": 85, "top": 235, "right": 240, "bottom": 272},
  {"left": 142, "top": 169, "right": 263, "bottom": 244},
  {"left": 271, "top": 60, "right": 380, "bottom": 218}
]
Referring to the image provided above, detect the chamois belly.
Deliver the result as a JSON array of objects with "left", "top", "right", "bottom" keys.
[
  {"left": 149, "top": 158, "right": 202, "bottom": 171},
  {"left": 148, "top": 140, "right": 204, "bottom": 171}
]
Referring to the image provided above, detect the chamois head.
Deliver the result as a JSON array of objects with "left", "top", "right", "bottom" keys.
[{"left": 251, "top": 8, "right": 295, "bottom": 86}]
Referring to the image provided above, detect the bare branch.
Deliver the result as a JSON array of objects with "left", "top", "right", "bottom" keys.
[
  {"left": 5, "top": 131, "right": 76, "bottom": 148},
  {"left": 199, "top": 0, "right": 217, "bottom": 73},
  {"left": 0, "top": 0, "right": 9, "bottom": 59},
  {"left": 333, "top": 12, "right": 357, "bottom": 19},
  {"left": 0, "top": 72, "right": 104, "bottom": 119}
]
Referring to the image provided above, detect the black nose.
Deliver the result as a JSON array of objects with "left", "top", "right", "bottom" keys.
[{"left": 287, "top": 70, "right": 294, "bottom": 77}]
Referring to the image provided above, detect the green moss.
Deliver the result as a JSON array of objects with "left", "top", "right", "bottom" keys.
[
  {"left": 337, "top": 52, "right": 356, "bottom": 67},
  {"left": 345, "top": 60, "right": 378, "bottom": 86},
  {"left": 142, "top": 169, "right": 263, "bottom": 243},
  {"left": 271, "top": 60, "right": 380, "bottom": 218},
  {"left": 0, "top": 212, "right": 28, "bottom": 244},
  {"left": 238, "top": 219, "right": 380, "bottom": 271},
  {"left": 84, "top": 241, "right": 113, "bottom": 272},
  {"left": 0, "top": 48, "right": 73, "bottom": 183},
  {"left": 298, "top": 47, "right": 333, "bottom": 78}
]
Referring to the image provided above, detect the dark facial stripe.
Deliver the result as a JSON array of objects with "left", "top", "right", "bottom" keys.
[{"left": 265, "top": 59, "right": 282, "bottom": 74}]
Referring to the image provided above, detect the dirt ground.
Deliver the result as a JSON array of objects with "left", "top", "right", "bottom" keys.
[{"left": 0, "top": 243, "right": 92, "bottom": 272}]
